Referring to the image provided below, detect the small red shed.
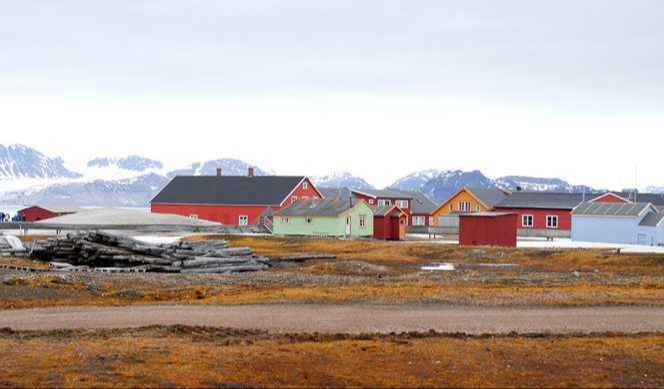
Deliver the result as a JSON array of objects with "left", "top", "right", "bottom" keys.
[
  {"left": 373, "top": 205, "right": 408, "bottom": 240},
  {"left": 459, "top": 212, "right": 517, "bottom": 247},
  {"left": 17, "top": 205, "right": 81, "bottom": 222}
]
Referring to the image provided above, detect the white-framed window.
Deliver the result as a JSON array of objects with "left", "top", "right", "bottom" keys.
[
  {"left": 546, "top": 215, "right": 559, "bottom": 229},
  {"left": 476, "top": 204, "right": 481, "bottom": 212},
  {"left": 459, "top": 201, "right": 471, "bottom": 212},
  {"left": 522, "top": 214, "right": 534, "bottom": 228},
  {"left": 369, "top": 199, "right": 374, "bottom": 204},
  {"left": 189, "top": 214, "right": 198, "bottom": 220},
  {"left": 291, "top": 196, "right": 297, "bottom": 203},
  {"left": 378, "top": 199, "right": 391, "bottom": 206},
  {"left": 303, "top": 182, "right": 308, "bottom": 190},
  {"left": 281, "top": 217, "right": 290, "bottom": 224},
  {"left": 239, "top": 215, "right": 249, "bottom": 226},
  {"left": 305, "top": 217, "right": 313, "bottom": 225},
  {"left": 428, "top": 216, "right": 433, "bottom": 226},
  {"left": 412, "top": 216, "right": 425, "bottom": 226},
  {"left": 396, "top": 200, "right": 409, "bottom": 209},
  {"left": 359, "top": 214, "right": 367, "bottom": 228}
]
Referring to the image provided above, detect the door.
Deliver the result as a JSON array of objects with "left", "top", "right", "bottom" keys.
[
  {"left": 345, "top": 216, "right": 352, "bottom": 236},
  {"left": 239, "top": 215, "right": 249, "bottom": 226},
  {"left": 637, "top": 233, "right": 647, "bottom": 245}
]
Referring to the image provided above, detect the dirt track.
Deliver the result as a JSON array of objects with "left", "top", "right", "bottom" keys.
[{"left": 1, "top": 304, "right": 663, "bottom": 334}]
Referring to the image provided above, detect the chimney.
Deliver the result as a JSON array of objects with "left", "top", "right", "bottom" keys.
[
  {"left": 216, "top": 163, "right": 222, "bottom": 177},
  {"left": 248, "top": 166, "right": 255, "bottom": 177}
]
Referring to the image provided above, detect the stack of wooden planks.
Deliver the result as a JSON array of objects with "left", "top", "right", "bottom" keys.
[{"left": 30, "top": 231, "right": 269, "bottom": 273}]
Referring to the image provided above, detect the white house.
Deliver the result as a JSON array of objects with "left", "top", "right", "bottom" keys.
[{"left": 571, "top": 202, "right": 664, "bottom": 246}]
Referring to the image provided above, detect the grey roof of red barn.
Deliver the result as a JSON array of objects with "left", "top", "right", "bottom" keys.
[{"left": 151, "top": 176, "right": 311, "bottom": 205}]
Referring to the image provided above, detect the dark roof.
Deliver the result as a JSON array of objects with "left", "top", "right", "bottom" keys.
[
  {"left": 460, "top": 212, "right": 516, "bottom": 218},
  {"left": 466, "top": 187, "right": 509, "bottom": 209},
  {"left": 318, "top": 187, "right": 352, "bottom": 200},
  {"left": 151, "top": 176, "right": 306, "bottom": 205},
  {"left": 615, "top": 192, "right": 664, "bottom": 206},
  {"left": 639, "top": 212, "right": 664, "bottom": 227},
  {"left": 351, "top": 188, "right": 411, "bottom": 199},
  {"left": 275, "top": 198, "right": 358, "bottom": 217},
  {"left": 22, "top": 205, "right": 83, "bottom": 213},
  {"left": 373, "top": 205, "right": 405, "bottom": 217},
  {"left": 572, "top": 202, "right": 654, "bottom": 217},
  {"left": 495, "top": 192, "right": 602, "bottom": 210},
  {"left": 401, "top": 190, "right": 437, "bottom": 214}
]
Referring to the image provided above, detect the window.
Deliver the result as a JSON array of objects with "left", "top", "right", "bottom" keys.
[
  {"left": 189, "top": 214, "right": 198, "bottom": 220},
  {"left": 449, "top": 204, "right": 454, "bottom": 211},
  {"left": 239, "top": 215, "right": 249, "bottom": 226},
  {"left": 303, "top": 182, "right": 308, "bottom": 190},
  {"left": 546, "top": 215, "right": 558, "bottom": 229},
  {"left": 459, "top": 201, "right": 471, "bottom": 212},
  {"left": 413, "top": 216, "right": 425, "bottom": 226},
  {"left": 281, "top": 217, "right": 290, "bottom": 224},
  {"left": 378, "top": 199, "right": 391, "bottom": 206},
  {"left": 369, "top": 199, "right": 375, "bottom": 205},
  {"left": 396, "top": 200, "right": 409, "bottom": 209},
  {"left": 359, "top": 214, "right": 367, "bottom": 228},
  {"left": 476, "top": 204, "right": 481, "bottom": 212},
  {"left": 291, "top": 196, "right": 297, "bottom": 203},
  {"left": 522, "top": 214, "right": 534, "bottom": 228},
  {"left": 305, "top": 218, "right": 313, "bottom": 225},
  {"left": 428, "top": 217, "right": 433, "bottom": 226}
]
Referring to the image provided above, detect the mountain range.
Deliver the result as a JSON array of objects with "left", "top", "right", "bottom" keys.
[{"left": 0, "top": 144, "right": 656, "bottom": 207}]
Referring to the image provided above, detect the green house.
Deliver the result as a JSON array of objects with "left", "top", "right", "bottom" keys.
[{"left": 273, "top": 198, "right": 374, "bottom": 237}]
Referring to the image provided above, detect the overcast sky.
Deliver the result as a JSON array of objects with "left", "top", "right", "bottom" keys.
[{"left": 1, "top": 0, "right": 663, "bottom": 189}]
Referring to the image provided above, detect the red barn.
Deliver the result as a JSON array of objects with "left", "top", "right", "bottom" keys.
[
  {"left": 150, "top": 171, "right": 323, "bottom": 226},
  {"left": 373, "top": 205, "right": 407, "bottom": 240},
  {"left": 17, "top": 205, "right": 81, "bottom": 222},
  {"left": 459, "top": 212, "right": 517, "bottom": 247},
  {"left": 351, "top": 189, "right": 414, "bottom": 224},
  {"left": 493, "top": 192, "right": 632, "bottom": 238}
]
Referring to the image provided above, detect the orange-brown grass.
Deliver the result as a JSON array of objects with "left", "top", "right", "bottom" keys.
[
  {"left": 193, "top": 235, "right": 664, "bottom": 273},
  {"left": 0, "top": 327, "right": 661, "bottom": 388},
  {"left": 2, "top": 236, "right": 663, "bottom": 309}
]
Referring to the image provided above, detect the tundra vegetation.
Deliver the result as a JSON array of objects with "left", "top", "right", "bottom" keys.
[{"left": 1, "top": 235, "right": 663, "bottom": 387}]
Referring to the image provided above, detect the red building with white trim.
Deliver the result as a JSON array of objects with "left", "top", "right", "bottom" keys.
[{"left": 151, "top": 169, "right": 323, "bottom": 225}]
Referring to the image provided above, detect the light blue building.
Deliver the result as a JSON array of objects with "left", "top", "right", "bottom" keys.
[{"left": 571, "top": 202, "right": 664, "bottom": 246}]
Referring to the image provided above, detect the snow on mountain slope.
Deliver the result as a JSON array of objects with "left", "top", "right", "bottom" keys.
[
  {"left": 495, "top": 175, "right": 597, "bottom": 193},
  {"left": 87, "top": 156, "right": 164, "bottom": 172},
  {"left": 390, "top": 170, "right": 495, "bottom": 202},
  {"left": 313, "top": 172, "right": 374, "bottom": 189},
  {"left": 0, "top": 144, "right": 81, "bottom": 180},
  {"left": 0, "top": 174, "right": 170, "bottom": 207},
  {"left": 647, "top": 186, "right": 664, "bottom": 194}
]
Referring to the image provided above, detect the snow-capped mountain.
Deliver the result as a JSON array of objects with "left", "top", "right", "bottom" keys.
[
  {"left": 0, "top": 144, "right": 81, "bottom": 180},
  {"left": 313, "top": 172, "right": 374, "bottom": 189},
  {"left": 390, "top": 170, "right": 600, "bottom": 203},
  {"left": 389, "top": 169, "right": 445, "bottom": 192},
  {"left": 390, "top": 170, "right": 496, "bottom": 203},
  {"left": 1, "top": 174, "right": 169, "bottom": 207},
  {"left": 167, "top": 158, "right": 270, "bottom": 178},
  {"left": 495, "top": 176, "right": 597, "bottom": 194},
  {"left": 87, "top": 156, "right": 164, "bottom": 172}
]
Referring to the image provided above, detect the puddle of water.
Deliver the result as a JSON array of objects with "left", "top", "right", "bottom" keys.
[{"left": 421, "top": 263, "right": 455, "bottom": 271}]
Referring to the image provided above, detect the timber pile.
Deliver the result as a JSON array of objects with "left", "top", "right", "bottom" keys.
[{"left": 30, "top": 231, "right": 269, "bottom": 273}]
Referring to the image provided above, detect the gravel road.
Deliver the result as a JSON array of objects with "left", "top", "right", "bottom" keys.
[{"left": 1, "top": 305, "right": 663, "bottom": 334}]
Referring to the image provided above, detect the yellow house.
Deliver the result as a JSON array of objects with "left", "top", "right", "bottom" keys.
[{"left": 431, "top": 187, "right": 510, "bottom": 226}]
